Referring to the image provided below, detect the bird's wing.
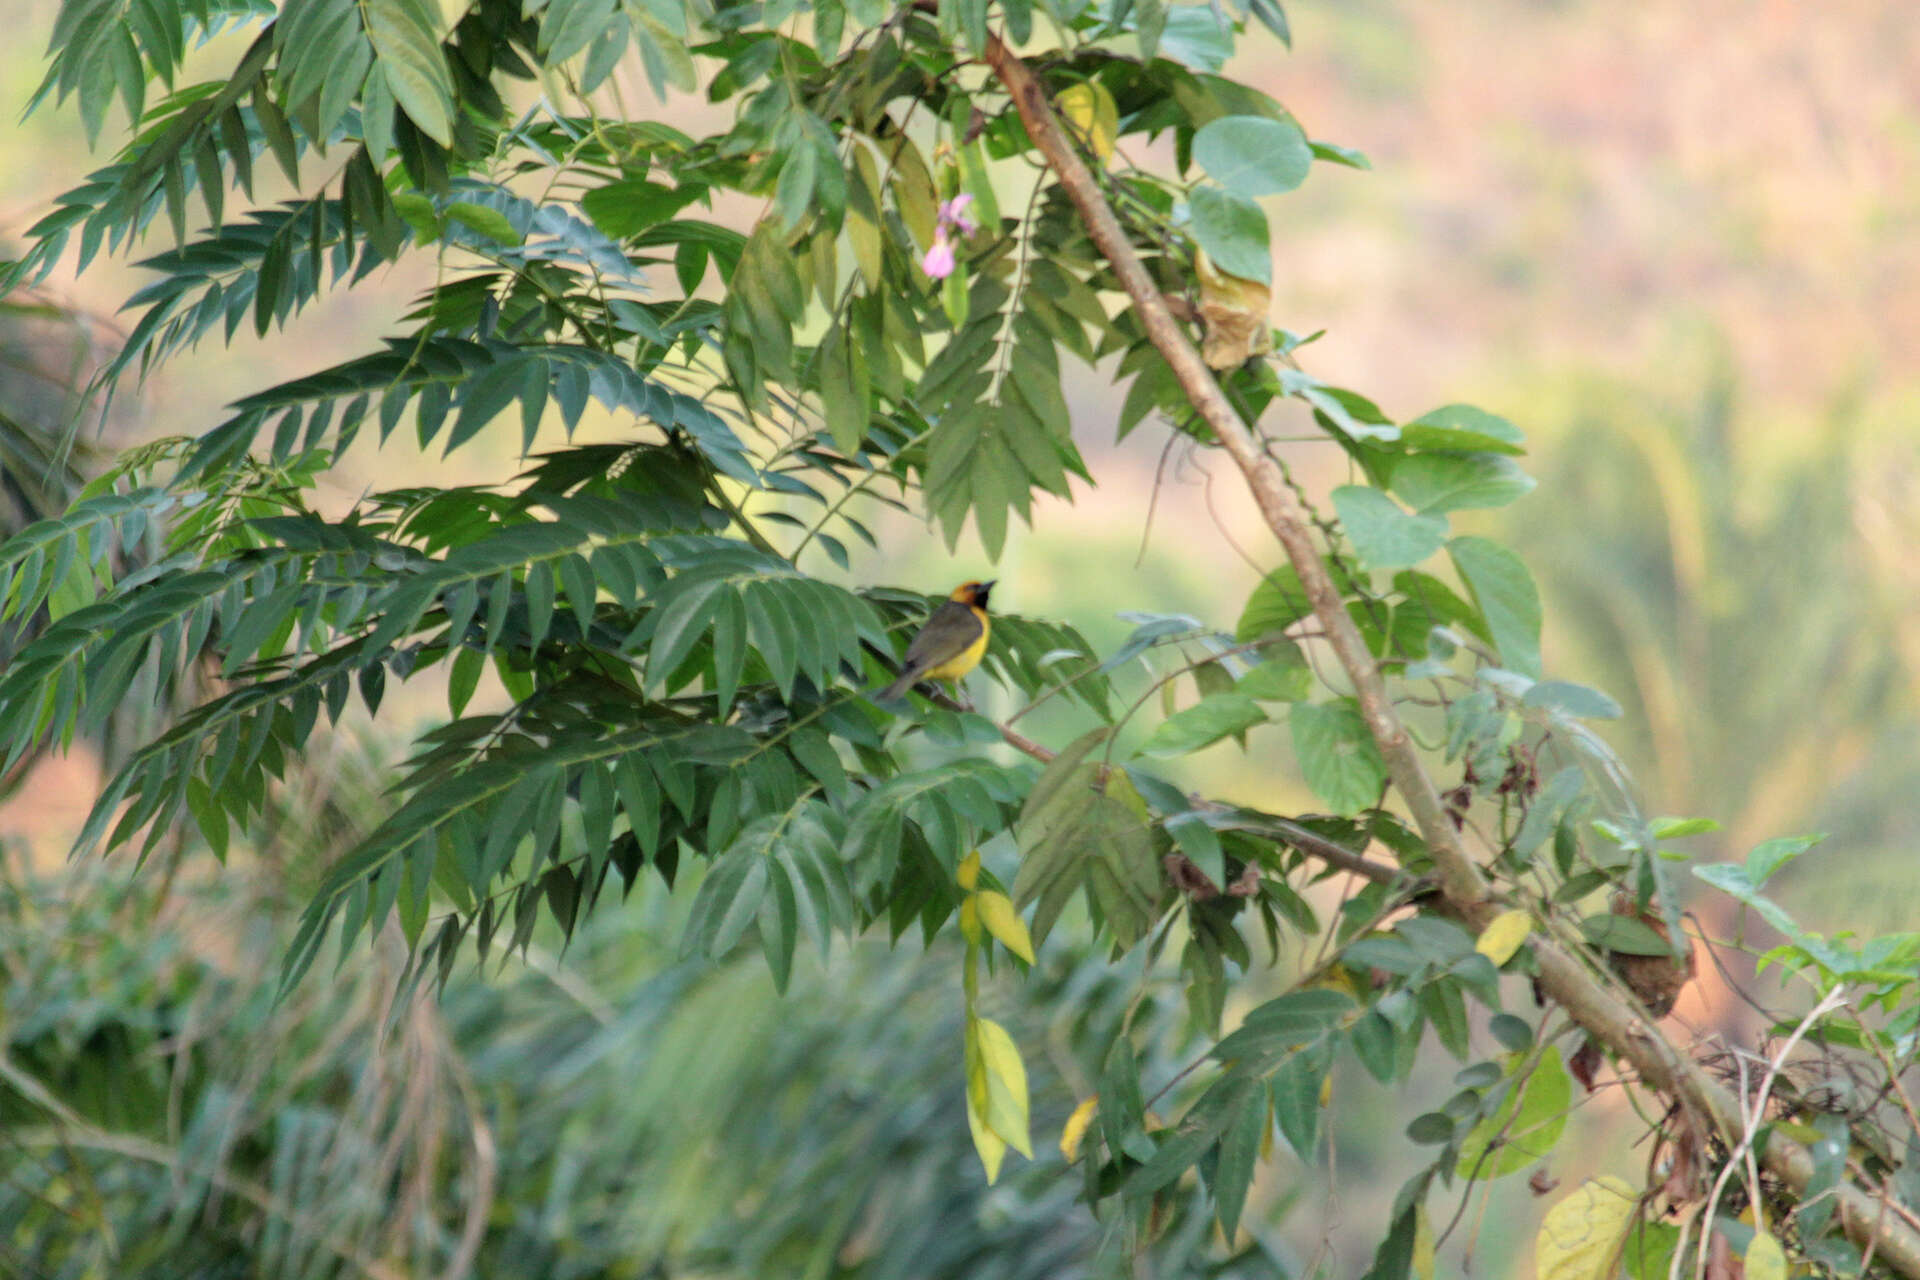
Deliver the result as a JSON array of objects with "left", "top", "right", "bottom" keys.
[{"left": 901, "top": 599, "right": 983, "bottom": 671}]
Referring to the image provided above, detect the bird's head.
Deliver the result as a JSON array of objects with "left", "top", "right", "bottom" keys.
[{"left": 949, "top": 580, "right": 996, "bottom": 608}]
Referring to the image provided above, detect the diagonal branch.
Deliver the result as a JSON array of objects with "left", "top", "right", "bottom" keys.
[{"left": 979, "top": 33, "right": 1920, "bottom": 1279}]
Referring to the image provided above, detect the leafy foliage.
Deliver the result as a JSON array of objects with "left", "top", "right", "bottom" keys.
[{"left": 10, "top": 0, "right": 1920, "bottom": 1276}]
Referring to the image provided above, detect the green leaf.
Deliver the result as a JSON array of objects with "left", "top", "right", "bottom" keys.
[
  {"left": 1192, "top": 115, "right": 1312, "bottom": 197},
  {"left": 364, "top": 0, "right": 455, "bottom": 146},
  {"left": 816, "top": 323, "right": 867, "bottom": 456},
  {"left": 1332, "top": 485, "right": 1448, "bottom": 571},
  {"left": 1289, "top": 700, "right": 1387, "bottom": 815},
  {"left": 648, "top": 574, "right": 727, "bottom": 687},
  {"left": 1237, "top": 659, "right": 1311, "bottom": 702},
  {"left": 1188, "top": 184, "right": 1270, "bottom": 285},
  {"left": 1236, "top": 559, "right": 1361, "bottom": 641},
  {"left": 1270, "top": 1038, "right": 1329, "bottom": 1157},
  {"left": 1650, "top": 816, "right": 1721, "bottom": 841},
  {"left": 1401, "top": 404, "right": 1526, "bottom": 455},
  {"left": 1140, "top": 692, "right": 1267, "bottom": 757},
  {"left": 1579, "top": 914, "right": 1675, "bottom": 957},
  {"left": 1456, "top": 1046, "right": 1572, "bottom": 1179},
  {"left": 1449, "top": 536, "right": 1542, "bottom": 678},
  {"left": 1100, "top": 1036, "right": 1150, "bottom": 1161},
  {"left": 1522, "top": 680, "right": 1622, "bottom": 720},
  {"left": 1013, "top": 729, "right": 1157, "bottom": 948},
  {"left": 1210, "top": 1083, "right": 1264, "bottom": 1238},
  {"left": 1390, "top": 453, "right": 1535, "bottom": 514},
  {"left": 1212, "top": 989, "right": 1354, "bottom": 1067},
  {"left": 1165, "top": 812, "right": 1225, "bottom": 889},
  {"left": 1155, "top": 4, "right": 1233, "bottom": 71},
  {"left": 1246, "top": 0, "right": 1290, "bottom": 47},
  {"left": 1746, "top": 834, "right": 1822, "bottom": 884},
  {"left": 445, "top": 201, "right": 521, "bottom": 245},
  {"left": 1310, "top": 138, "right": 1369, "bottom": 169},
  {"left": 447, "top": 645, "right": 484, "bottom": 716},
  {"left": 1347, "top": 1010, "right": 1399, "bottom": 1083},
  {"left": 539, "top": 0, "right": 618, "bottom": 64},
  {"left": 683, "top": 849, "right": 770, "bottom": 960},
  {"left": 1489, "top": 1014, "right": 1535, "bottom": 1052},
  {"left": 581, "top": 178, "right": 704, "bottom": 239}
]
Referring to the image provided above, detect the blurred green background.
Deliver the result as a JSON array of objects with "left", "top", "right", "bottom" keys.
[{"left": 4, "top": 1, "right": 1918, "bottom": 1275}]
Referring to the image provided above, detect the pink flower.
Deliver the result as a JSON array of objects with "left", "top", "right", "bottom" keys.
[
  {"left": 922, "top": 235, "right": 957, "bottom": 280},
  {"left": 938, "top": 193, "right": 977, "bottom": 236}
]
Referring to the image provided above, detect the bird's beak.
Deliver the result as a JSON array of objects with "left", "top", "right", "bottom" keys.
[{"left": 981, "top": 580, "right": 998, "bottom": 591}]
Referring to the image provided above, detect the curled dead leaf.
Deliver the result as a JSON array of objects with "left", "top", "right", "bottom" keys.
[{"left": 1195, "top": 249, "right": 1273, "bottom": 370}]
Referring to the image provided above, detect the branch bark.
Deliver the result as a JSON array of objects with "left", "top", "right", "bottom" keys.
[{"left": 980, "top": 34, "right": 1920, "bottom": 1279}]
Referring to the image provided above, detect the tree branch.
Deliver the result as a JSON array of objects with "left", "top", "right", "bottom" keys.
[{"left": 979, "top": 33, "right": 1920, "bottom": 1278}]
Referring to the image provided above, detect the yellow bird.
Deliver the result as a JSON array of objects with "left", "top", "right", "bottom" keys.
[{"left": 876, "top": 580, "right": 995, "bottom": 702}]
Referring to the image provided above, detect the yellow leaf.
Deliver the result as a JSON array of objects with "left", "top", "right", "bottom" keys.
[
  {"left": 974, "top": 1016, "right": 1034, "bottom": 1157},
  {"left": 958, "top": 849, "right": 982, "bottom": 890},
  {"left": 958, "top": 894, "right": 982, "bottom": 945},
  {"left": 966, "top": 1088, "right": 1008, "bottom": 1183},
  {"left": 1536, "top": 1177, "right": 1638, "bottom": 1280},
  {"left": 1476, "top": 909, "right": 1534, "bottom": 965},
  {"left": 1413, "top": 1205, "right": 1436, "bottom": 1280},
  {"left": 975, "top": 890, "right": 1036, "bottom": 963},
  {"left": 1745, "top": 1230, "right": 1787, "bottom": 1280},
  {"left": 1055, "top": 81, "right": 1118, "bottom": 164},
  {"left": 1319, "top": 1074, "right": 1332, "bottom": 1107},
  {"left": 1060, "top": 1096, "right": 1099, "bottom": 1162}
]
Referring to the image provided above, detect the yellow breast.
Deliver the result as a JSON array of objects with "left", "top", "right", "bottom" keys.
[{"left": 921, "top": 611, "right": 990, "bottom": 681}]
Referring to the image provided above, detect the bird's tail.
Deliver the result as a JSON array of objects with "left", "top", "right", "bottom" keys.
[{"left": 873, "top": 669, "right": 918, "bottom": 703}]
